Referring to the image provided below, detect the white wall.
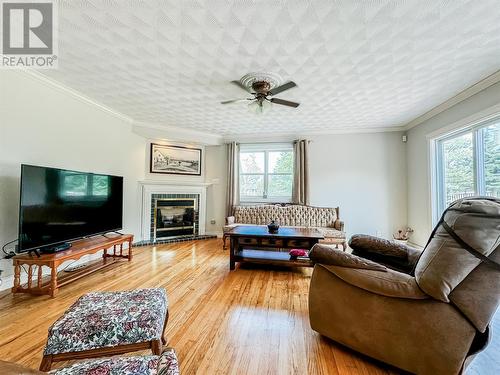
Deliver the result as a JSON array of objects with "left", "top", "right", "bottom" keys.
[
  {"left": 205, "top": 132, "right": 408, "bottom": 240},
  {"left": 406, "top": 81, "right": 500, "bottom": 246},
  {"left": 309, "top": 132, "right": 407, "bottom": 239},
  {"left": 0, "top": 70, "right": 146, "bottom": 282},
  {"left": 204, "top": 146, "right": 227, "bottom": 235}
]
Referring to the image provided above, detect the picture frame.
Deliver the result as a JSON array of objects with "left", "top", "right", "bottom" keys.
[{"left": 150, "top": 143, "right": 202, "bottom": 176}]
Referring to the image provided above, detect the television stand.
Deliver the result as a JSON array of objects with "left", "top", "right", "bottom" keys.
[{"left": 11, "top": 233, "right": 133, "bottom": 298}]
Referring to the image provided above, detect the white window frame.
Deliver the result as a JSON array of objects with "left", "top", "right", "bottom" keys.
[
  {"left": 239, "top": 143, "right": 294, "bottom": 203},
  {"left": 431, "top": 115, "right": 500, "bottom": 224}
]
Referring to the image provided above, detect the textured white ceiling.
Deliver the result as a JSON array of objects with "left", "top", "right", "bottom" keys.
[{"left": 43, "top": 0, "right": 500, "bottom": 136}]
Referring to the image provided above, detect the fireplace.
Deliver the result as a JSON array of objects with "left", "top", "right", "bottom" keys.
[
  {"left": 148, "top": 192, "right": 201, "bottom": 241},
  {"left": 140, "top": 182, "right": 211, "bottom": 244},
  {"left": 154, "top": 198, "right": 198, "bottom": 240}
]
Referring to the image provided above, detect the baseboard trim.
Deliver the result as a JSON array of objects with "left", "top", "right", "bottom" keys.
[{"left": 133, "top": 235, "right": 217, "bottom": 247}]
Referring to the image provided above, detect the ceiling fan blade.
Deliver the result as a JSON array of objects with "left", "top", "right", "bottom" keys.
[
  {"left": 221, "top": 98, "right": 251, "bottom": 104},
  {"left": 270, "top": 98, "right": 300, "bottom": 108},
  {"left": 268, "top": 81, "right": 297, "bottom": 96},
  {"left": 231, "top": 80, "right": 252, "bottom": 93}
]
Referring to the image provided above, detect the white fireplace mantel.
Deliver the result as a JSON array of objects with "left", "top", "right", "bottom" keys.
[
  {"left": 139, "top": 180, "right": 210, "bottom": 241},
  {"left": 139, "top": 180, "right": 213, "bottom": 187}
]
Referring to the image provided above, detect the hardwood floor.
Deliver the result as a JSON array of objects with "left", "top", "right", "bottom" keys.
[{"left": 0, "top": 239, "right": 497, "bottom": 374}]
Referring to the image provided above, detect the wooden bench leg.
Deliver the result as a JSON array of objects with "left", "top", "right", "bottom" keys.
[
  {"left": 161, "top": 310, "right": 169, "bottom": 345},
  {"left": 39, "top": 354, "right": 53, "bottom": 371},
  {"left": 151, "top": 339, "right": 162, "bottom": 355}
]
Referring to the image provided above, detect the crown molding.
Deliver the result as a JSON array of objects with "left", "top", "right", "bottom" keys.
[
  {"left": 403, "top": 69, "right": 500, "bottom": 131},
  {"left": 18, "top": 69, "right": 134, "bottom": 124},
  {"left": 223, "top": 125, "right": 406, "bottom": 143},
  {"left": 425, "top": 102, "right": 500, "bottom": 140},
  {"left": 132, "top": 122, "right": 223, "bottom": 146}
]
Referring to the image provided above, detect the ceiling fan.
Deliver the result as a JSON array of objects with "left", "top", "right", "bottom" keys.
[{"left": 221, "top": 80, "right": 300, "bottom": 114}]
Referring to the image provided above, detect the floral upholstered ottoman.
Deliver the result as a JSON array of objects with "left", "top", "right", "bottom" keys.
[
  {"left": 40, "top": 288, "right": 169, "bottom": 372},
  {"left": 49, "top": 349, "right": 180, "bottom": 375}
]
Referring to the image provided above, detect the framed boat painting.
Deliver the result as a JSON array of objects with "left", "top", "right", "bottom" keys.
[{"left": 150, "top": 143, "right": 202, "bottom": 176}]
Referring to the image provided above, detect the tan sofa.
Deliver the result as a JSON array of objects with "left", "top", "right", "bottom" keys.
[
  {"left": 308, "top": 197, "right": 500, "bottom": 374},
  {"left": 224, "top": 204, "right": 346, "bottom": 249}
]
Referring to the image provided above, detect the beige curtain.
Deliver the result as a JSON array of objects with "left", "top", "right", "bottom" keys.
[
  {"left": 293, "top": 139, "right": 309, "bottom": 205},
  {"left": 225, "top": 142, "right": 240, "bottom": 217}
]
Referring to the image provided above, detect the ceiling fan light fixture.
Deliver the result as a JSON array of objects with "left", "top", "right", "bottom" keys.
[
  {"left": 223, "top": 73, "right": 299, "bottom": 112},
  {"left": 248, "top": 99, "right": 272, "bottom": 114}
]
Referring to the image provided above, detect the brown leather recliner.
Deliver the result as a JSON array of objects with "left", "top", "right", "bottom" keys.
[{"left": 308, "top": 197, "right": 500, "bottom": 375}]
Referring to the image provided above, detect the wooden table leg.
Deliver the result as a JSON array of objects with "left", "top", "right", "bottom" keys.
[
  {"left": 11, "top": 262, "right": 21, "bottom": 293},
  {"left": 37, "top": 265, "right": 43, "bottom": 288},
  {"left": 229, "top": 237, "right": 235, "bottom": 270},
  {"left": 50, "top": 264, "right": 58, "bottom": 298},
  {"left": 27, "top": 265, "right": 33, "bottom": 290},
  {"left": 128, "top": 240, "right": 133, "bottom": 261}
]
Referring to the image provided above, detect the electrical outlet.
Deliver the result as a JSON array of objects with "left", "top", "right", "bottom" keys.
[{"left": 210, "top": 219, "right": 216, "bottom": 225}]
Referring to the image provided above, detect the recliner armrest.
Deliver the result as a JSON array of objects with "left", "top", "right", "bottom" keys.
[
  {"left": 319, "top": 264, "right": 429, "bottom": 299},
  {"left": 309, "top": 244, "right": 387, "bottom": 271}
]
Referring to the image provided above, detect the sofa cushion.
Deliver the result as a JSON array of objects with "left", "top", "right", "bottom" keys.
[
  {"left": 48, "top": 349, "right": 180, "bottom": 375},
  {"left": 49, "top": 356, "right": 159, "bottom": 375},
  {"left": 157, "top": 348, "right": 180, "bottom": 375},
  {"left": 44, "top": 288, "right": 168, "bottom": 355},
  {"left": 315, "top": 227, "right": 345, "bottom": 239},
  {"left": 223, "top": 223, "right": 256, "bottom": 232}
]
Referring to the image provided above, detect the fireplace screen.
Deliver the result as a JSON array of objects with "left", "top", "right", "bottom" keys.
[{"left": 154, "top": 198, "right": 197, "bottom": 239}]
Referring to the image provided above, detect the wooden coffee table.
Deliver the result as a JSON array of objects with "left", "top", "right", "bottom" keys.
[{"left": 228, "top": 225, "right": 324, "bottom": 270}]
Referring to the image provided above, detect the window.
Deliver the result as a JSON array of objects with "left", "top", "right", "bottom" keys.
[
  {"left": 239, "top": 144, "right": 294, "bottom": 202},
  {"left": 434, "top": 118, "right": 500, "bottom": 220},
  {"left": 60, "top": 172, "right": 110, "bottom": 198}
]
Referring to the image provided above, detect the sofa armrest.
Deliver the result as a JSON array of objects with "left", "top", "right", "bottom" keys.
[
  {"left": 157, "top": 348, "right": 180, "bottom": 374},
  {"left": 349, "top": 234, "right": 421, "bottom": 273},
  {"left": 319, "top": 264, "right": 429, "bottom": 299},
  {"left": 225, "top": 216, "right": 235, "bottom": 225},
  {"left": 333, "top": 219, "right": 344, "bottom": 231},
  {"left": 309, "top": 244, "right": 387, "bottom": 271}
]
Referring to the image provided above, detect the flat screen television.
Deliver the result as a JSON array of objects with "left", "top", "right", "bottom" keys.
[{"left": 18, "top": 164, "right": 123, "bottom": 253}]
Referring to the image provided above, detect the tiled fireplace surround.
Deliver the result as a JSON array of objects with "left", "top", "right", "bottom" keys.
[
  {"left": 151, "top": 194, "right": 199, "bottom": 240},
  {"left": 137, "top": 182, "right": 216, "bottom": 245}
]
